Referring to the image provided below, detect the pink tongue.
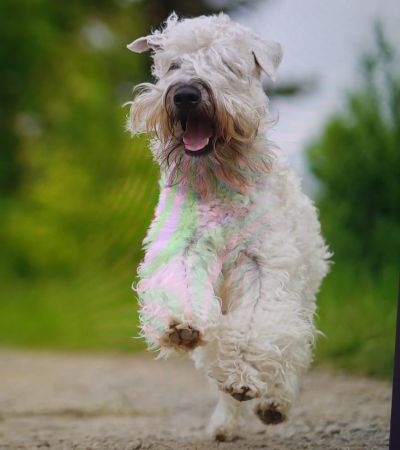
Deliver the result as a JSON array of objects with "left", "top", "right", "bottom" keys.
[{"left": 183, "top": 116, "right": 212, "bottom": 151}]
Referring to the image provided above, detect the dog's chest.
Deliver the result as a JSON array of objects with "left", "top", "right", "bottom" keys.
[
  {"left": 144, "top": 186, "right": 251, "bottom": 258},
  {"left": 143, "top": 172, "right": 289, "bottom": 270},
  {"left": 197, "top": 196, "right": 251, "bottom": 231}
]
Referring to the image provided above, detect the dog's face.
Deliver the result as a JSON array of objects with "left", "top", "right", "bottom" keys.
[{"left": 127, "top": 13, "right": 282, "bottom": 196}]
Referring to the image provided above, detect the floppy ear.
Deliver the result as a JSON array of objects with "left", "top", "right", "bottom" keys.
[
  {"left": 127, "top": 35, "right": 162, "bottom": 53},
  {"left": 127, "top": 12, "right": 179, "bottom": 53},
  {"left": 127, "top": 36, "right": 151, "bottom": 53},
  {"left": 252, "top": 39, "right": 283, "bottom": 82}
]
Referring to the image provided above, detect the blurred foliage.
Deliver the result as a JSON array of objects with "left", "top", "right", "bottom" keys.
[
  {"left": 313, "top": 263, "right": 397, "bottom": 379},
  {"left": 0, "top": 0, "right": 155, "bottom": 276},
  {"left": 265, "top": 77, "right": 318, "bottom": 98},
  {"left": 0, "top": 0, "right": 160, "bottom": 350},
  {"left": 307, "top": 25, "right": 399, "bottom": 379},
  {"left": 308, "top": 25, "right": 400, "bottom": 270},
  {"left": 145, "top": 0, "right": 264, "bottom": 26}
]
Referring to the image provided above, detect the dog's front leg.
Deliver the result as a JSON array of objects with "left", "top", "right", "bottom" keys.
[{"left": 136, "top": 241, "right": 222, "bottom": 356}]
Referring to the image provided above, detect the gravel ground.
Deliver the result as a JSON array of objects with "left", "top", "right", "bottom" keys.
[{"left": 0, "top": 350, "right": 392, "bottom": 450}]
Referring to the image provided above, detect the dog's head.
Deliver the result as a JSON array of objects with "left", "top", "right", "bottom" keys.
[{"left": 127, "top": 13, "right": 282, "bottom": 196}]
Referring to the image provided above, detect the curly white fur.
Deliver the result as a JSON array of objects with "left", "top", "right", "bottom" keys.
[{"left": 127, "top": 12, "right": 330, "bottom": 441}]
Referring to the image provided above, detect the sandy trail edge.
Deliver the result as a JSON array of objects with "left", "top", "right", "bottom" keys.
[{"left": 0, "top": 350, "right": 392, "bottom": 450}]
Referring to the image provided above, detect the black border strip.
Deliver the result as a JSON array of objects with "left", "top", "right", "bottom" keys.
[{"left": 389, "top": 273, "right": 400, "bottom": 449}]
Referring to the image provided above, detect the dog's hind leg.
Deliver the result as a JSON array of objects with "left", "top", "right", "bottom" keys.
[
  {"left": 206, "top": 249, "right": 316, "bottom": 424},
  {"left": 207, "top": 389, "right": 245, "bottom": 441}
]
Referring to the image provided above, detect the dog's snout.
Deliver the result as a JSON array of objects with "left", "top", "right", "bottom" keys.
[{"left": 173, "top": 85, "right": 201, "bottom": 109}]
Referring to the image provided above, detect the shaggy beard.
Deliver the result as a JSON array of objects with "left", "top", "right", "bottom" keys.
[
  {"left": 129, "top": 81, "right": 275, "bottom": 199},
  {"left": 160, "top": 138, "right": 273, "bottom": 199}
]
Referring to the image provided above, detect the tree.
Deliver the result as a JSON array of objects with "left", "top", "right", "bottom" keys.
[
  {"left": 0, "top": 0, "right": 154, "bottom": 276},
  {"left": 307, "top": 25, "right": 400, "bottom": 269}
]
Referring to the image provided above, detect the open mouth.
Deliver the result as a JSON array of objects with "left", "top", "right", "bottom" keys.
[{"left": 180, "top": 113, "right": 214, "bottom": 156}]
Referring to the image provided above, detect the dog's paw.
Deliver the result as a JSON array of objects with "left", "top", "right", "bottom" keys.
[
  {"left": 255, "top": 400, "right": 288, "bottom": 425},
  {"left": 213, "top": 429, "right": 240, "bottom": 442},
  {"left": 162, "top": 322, "right": 202, "bottom": 351},
  {"left": 224, "top": 383, "right": 260, "bottom": 402},
  {"left": 208, "top": 422, "right": 240, "bottom": 442}
]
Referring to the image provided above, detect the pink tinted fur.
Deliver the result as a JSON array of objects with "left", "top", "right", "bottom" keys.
[{"left": 144, "top": 189, "right": 185, "bottom": 262}]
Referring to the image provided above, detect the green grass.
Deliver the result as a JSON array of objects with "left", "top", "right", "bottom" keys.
[
  {"left": 0, "top": 136, "right": 157, "bottom": 354},
  {"left": 0, "top": 270, "right": 145, "bottom": 352},
  {"left": 313, "top": 263, "right": 397, "bottom": 380},
  {"left": 0, "top": 262, "right": 397, "bottom": 380}
]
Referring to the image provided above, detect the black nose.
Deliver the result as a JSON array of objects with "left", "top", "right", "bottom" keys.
[{"left": 173, "top": 85, "right": 201, "bottom": 109}]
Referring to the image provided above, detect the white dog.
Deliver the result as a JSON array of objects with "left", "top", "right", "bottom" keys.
[{"left": 127, "top": 13, "right": 330, "bottom": 441}]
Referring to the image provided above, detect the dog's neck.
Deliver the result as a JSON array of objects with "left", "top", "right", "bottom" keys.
[{"left": 152, "top": 133, "right": 276, "bottom": 201}]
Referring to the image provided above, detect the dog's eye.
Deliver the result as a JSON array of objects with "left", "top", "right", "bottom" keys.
[{"left": 168, "top": 62, "right": 181, "bottom": 71}]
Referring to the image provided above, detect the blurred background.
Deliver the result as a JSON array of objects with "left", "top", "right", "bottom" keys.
[{"left": 1, "top": 0, "right": 399, "bottom": 380}]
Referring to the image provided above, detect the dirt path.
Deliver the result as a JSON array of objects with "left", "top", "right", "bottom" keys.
[{"left": 0, "top": 350, "right": 392, "bottom": 450}]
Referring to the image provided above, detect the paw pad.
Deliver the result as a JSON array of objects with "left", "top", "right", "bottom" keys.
[
  {"left": 165, "top": 323, "right": 201, "bottom": 350},
  {"left": 226, "top": 385, "right": 257, "bottom": 402},
  {"left": 256, "top": 402, "right": 286, "bottom": 425}
]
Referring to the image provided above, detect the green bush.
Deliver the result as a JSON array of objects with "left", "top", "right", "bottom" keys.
[
  {"left": 308, "top": 26, "right": 399, "bottom": 379},
  {"left": 308, "top": 26, "right": 400, "bottom": 269}
]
